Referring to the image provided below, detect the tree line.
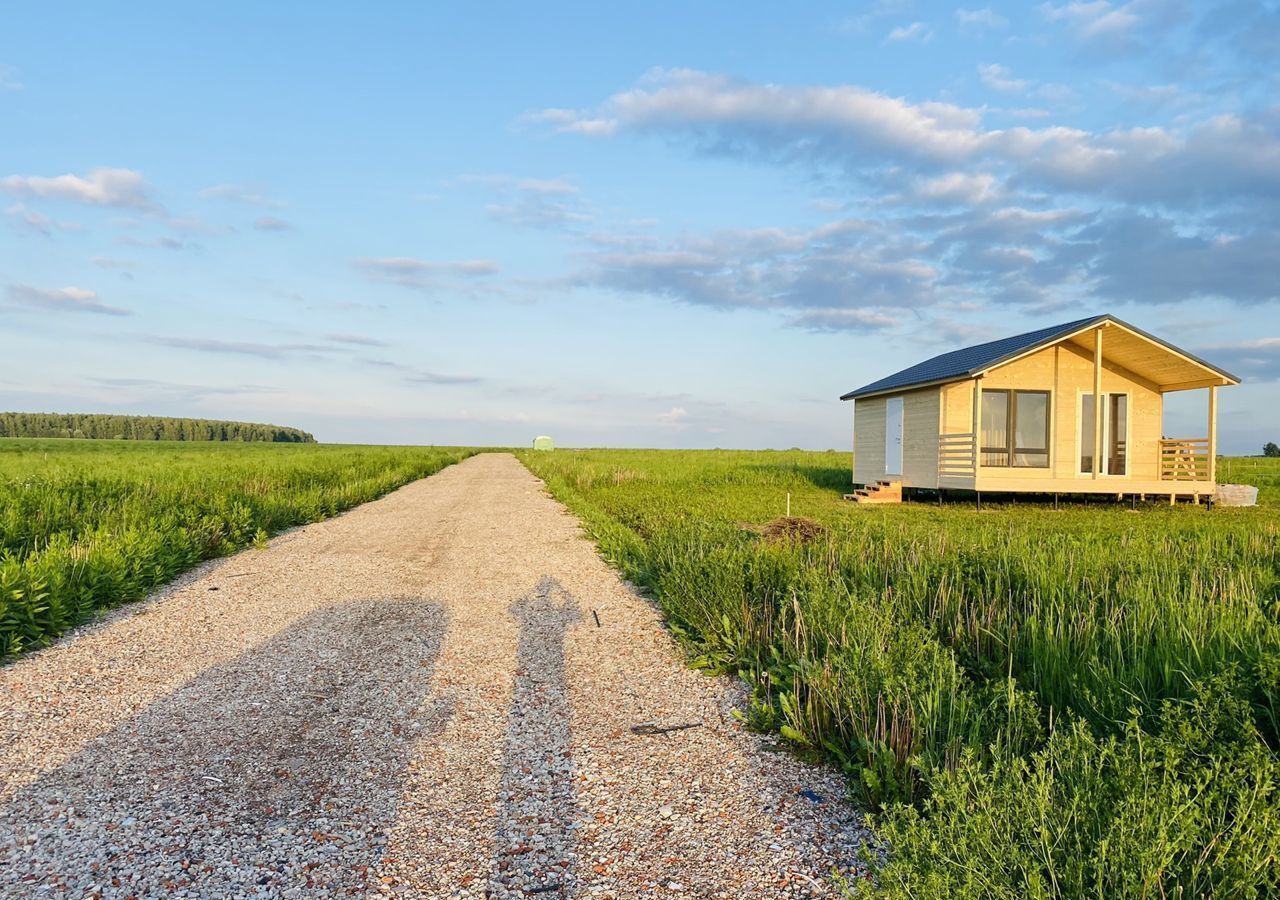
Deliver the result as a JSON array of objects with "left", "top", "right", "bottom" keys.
[{"left": 0, "top": 413, "right": 316, "bottom": 443}]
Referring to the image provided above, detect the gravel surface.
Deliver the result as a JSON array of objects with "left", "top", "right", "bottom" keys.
[{"left": 0, "top": 452, "right": 870, "bottom": 898}]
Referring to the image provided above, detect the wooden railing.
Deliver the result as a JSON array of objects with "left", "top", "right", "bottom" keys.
[
  {"left": 939, "top": 432, "right": 977, "bottom": 477},
  {"left": 1160, "top": 438, "right": 1210, "bottom": 482}
]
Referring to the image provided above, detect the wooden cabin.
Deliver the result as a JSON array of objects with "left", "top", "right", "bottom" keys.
[{"left": 840, "top": 315, "right": 1239, "bottom": 502}]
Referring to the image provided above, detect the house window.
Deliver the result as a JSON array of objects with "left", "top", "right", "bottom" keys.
[{"left": 981, "top": 389, "right": 1050, "bottom": 468}]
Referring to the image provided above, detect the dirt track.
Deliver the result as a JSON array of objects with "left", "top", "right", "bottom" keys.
[{"left": 0, "top": 452, "right": 867, "bottom": 898}]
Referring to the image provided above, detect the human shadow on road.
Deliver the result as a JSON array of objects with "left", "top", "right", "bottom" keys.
[
  {"left": 0, "top": 598, "right": 450, "bottom": 897},
  {"left": 490, "top": 576, "right": 582, "bottom": 898}
]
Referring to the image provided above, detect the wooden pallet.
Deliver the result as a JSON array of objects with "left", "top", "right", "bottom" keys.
[{"left": 843, "top": 479, "right": 903, "bottom": 504}]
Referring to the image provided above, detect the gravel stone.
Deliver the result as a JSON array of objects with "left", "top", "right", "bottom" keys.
[{"left": 0, "top": 453, "right": 870, "bottom": 897}]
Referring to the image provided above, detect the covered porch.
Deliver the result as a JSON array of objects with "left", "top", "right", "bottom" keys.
[{"left": 935, "top": 319, "right": 1231, "bottom": 501}]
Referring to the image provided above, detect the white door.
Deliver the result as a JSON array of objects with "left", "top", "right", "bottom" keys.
[{"left": 885, "top": 396, "right": 904, "bottom": 476}]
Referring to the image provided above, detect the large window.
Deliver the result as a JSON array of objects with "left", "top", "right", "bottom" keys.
[{"left": 981, "top": 389, "right": 1050, "bottom": 468}]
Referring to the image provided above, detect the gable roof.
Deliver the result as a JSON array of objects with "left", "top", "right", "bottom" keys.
[{"left": 840, "top": 314, "right": 1239, "bottom": 400}]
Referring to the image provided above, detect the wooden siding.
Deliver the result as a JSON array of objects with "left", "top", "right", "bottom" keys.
[
  {"left": 936, "top": 341, "right": 1163, "bottom": 485},
  {"left": 903, "top": 389, "right": 941, "bottom": 489},
  {"left": 854, "top": 388, "right": 941, "bottom": 488},
  {"left": 853, "top": 395, "right": 886, "bottom": 485}
]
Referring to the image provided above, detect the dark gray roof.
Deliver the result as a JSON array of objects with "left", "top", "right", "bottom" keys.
[
  {"left": 844, "top": 314, "right": 1145, "bottom": 400},
  {"left": 841, "top": 313, "right": 1241, "bottom": 399},
  {"left": 841, "top": 316, "right": 1105, "bottom": 400}
]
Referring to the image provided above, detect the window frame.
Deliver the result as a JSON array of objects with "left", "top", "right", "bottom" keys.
[{"left": 980, "top": 388, "right": 1052, "bottom": 469}]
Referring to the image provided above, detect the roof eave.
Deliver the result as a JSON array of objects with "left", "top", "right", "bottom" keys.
[{"left": 841, "top": 374, "right": 974, "bottom": 401}]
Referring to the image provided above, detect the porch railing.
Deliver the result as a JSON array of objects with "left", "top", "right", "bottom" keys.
[
  {"left": 1159, "top": 438, "right": 1210, "bottom": 482},
  {"left": 939, "top": 431, "right": 977, "bottom": 478},
  {"left": 938, "top": 435, "right": 1213, "bottom": 482}
]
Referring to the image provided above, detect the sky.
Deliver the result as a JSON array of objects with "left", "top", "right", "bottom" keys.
[{"left": 1, "top": 1, "right": 1278, "bottom": 451}]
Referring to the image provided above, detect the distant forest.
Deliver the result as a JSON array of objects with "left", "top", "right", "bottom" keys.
[{"left": 0, "top": 413, "right": 316, "bottom": 443}]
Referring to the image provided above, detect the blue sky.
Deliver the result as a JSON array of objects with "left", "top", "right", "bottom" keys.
[{"left": 2, "top": 1, "right": 1277, "bottom": 451}]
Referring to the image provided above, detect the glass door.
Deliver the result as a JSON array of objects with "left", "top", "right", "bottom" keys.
[
  {"left": 1080, "top": 393, "right": 1128, "bottom": 475},
  {"left": 1108, "top": 394, "right": 1127, "bottom": 475}
]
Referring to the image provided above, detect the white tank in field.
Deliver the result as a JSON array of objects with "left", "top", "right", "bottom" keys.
[{"left": 1213, "top": 484, "right": 1258, "bottom": 506}]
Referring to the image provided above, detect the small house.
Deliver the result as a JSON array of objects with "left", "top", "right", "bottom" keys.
[{"left": 840, "top": 315, "right": 1239, "bottom": 502}]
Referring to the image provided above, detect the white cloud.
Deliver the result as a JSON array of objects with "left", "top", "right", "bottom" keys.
[
  {"left": 354, "top": 256, "right": 500, "bottom": 290},
  {"left": 788, "top": 308, "right": 900, "bottom": 332},
  {"left": 1042, "top": 0, "right": 1138, "bottom": 37},
  {"left": 838, "top": 0, "right": 912, "bottom": 34},
  {"left": 358, "top": 357, "right": 482, "bottom": 385},
  {"left": 89, "top": 256, "right": 136, "bottom": 271},
  {"left": 1102, "top": 81, "right": 1188, "bottom": 106},
  {"left": 656, "top": 406, "right": 689, "bottom": 427},
  {"left": 405, "top": 370, "right": 483, "bottom": 386},
  {"left": 4, "top": 203, "right": 82, "bottom": 236},
  {"left": 253, "top": 215, "right": 293, "bottom": 231},
  {"left": 978, "top": 63, "right": 1029, "bottom": 94},
  {"left": 199, "top": 183, "right": 285, "bottom": 209},
  {"left": 356, "top": 257, "right": 498, "bottom": 277},
  {"left": 1219, "top": 337, "right": 1280, "bottom": 350},
  {"left": 145, "top": 336, "right": 338, "bottom": 358},
  {"left": 1197, "top": 339, "right": 1280, "bottom": 381},
  {"left": 115, "top": 234, "right": 187, "bottom": 251},
  {"left": 458, "top": 174, "right": 593, "bottom": 230},
  {"left": 6, "top": 284, "right": 130, "bottom": 316},
  {"left": 0, "top": 64, "right": 22, "bottom": 91},
  {"left": 527, "top": 68, "right": 989, "bottom": 165},
  {"left": 326, "top": 332, "right": 390, "bottom": 347},
  {"left": 885, "top": 21, "right": 935, "bottom": 43},
  {"left": 527, "top": 68, "right": 1280, "bottom": 207},
  {"left": 512, "top": 177, "right": 579, "bottom": 196},
  {"left": 519, "top": 107, "right": 618, "bottom": 136},
  {"left": 528, "top": 65, "right": 1279, "bottom": 323},
  {"left": 1039, "top": 0, "right": 1186, "bottom": 50},
  {"left": 0, "top": 167, "right": 154, "bottom": 210},
  {"left": 573, "top": 218, "right": 940, "bottom": 318},
  {"left": 955, "top": 7, "right": 1009, "bottom": 29},
  {"left": 914, "top": 171, "right": 1002, "bottom": 203}
]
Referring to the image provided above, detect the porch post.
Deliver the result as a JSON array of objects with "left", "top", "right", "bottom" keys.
[
  {"left": 1208, "top": 384, "right": 1218, "bottom": 484},
  {"left": 1092, "top": 326, "right": 1103, "bottom": 479},
  {"left": 971, "top": 376, "right": 982, "bottom": 480}
]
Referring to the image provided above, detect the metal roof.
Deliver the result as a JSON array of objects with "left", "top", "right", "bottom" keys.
[{"left": 839, "top": 314, "right": 1239, "bottom": 400}]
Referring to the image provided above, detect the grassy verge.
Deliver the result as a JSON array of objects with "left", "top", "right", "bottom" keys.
[
  {"left": 518, "top": 448, "right": 1280, "bottom": 898},
  {"left": 0, "top": 439, "right": 478, "bottom": 659}
]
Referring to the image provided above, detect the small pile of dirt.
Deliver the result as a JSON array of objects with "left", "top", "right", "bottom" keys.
[{"left": 757, "top": 516, "right": 827, "bottom": 543}]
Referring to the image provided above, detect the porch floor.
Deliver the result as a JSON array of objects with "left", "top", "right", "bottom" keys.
[{"left": 935, "top": 476, "right": 1217, "bottom": 496}]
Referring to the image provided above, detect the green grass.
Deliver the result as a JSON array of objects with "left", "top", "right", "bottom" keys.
[
  {"left": 0, "top": 439, "right": 477, "bottom": 658},
  {"left": 519, "top": 448, "right": 1280, "bottom": 898}
]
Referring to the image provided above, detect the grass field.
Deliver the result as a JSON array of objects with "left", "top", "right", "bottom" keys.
[
  {"left": 0, "top": 439, "right": 476, "bottom": 658},
  {"left": 519, "top": 449, "right": 1280, "bottom": 898}
]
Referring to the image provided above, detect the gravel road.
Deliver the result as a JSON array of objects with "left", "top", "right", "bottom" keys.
[{"left": 0, "top": 453, "right": 869, "bottom": 898}]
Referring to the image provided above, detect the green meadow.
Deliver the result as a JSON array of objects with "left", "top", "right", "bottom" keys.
[
  {"left": 0, "top": 439, "right": 476, "bottom": 658},
  {"left": 5, "top": 438, "right": 1277, "bottom": 896},
  {"left": 519, "top": 448, "right": 1280, "bottom": 898}
]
